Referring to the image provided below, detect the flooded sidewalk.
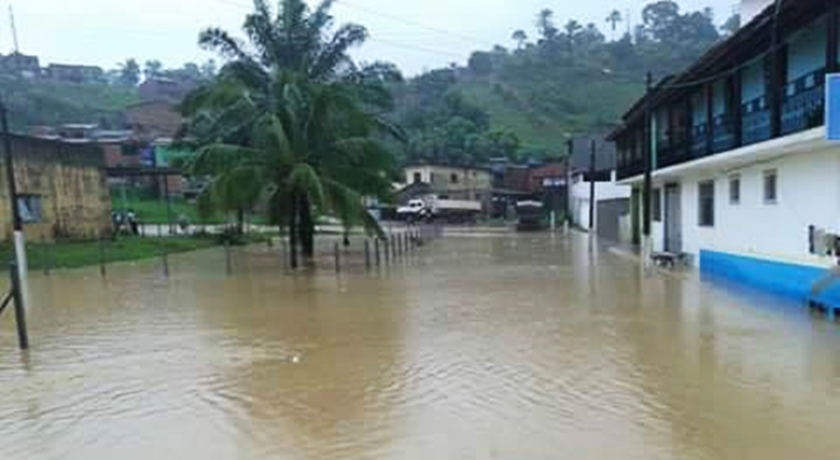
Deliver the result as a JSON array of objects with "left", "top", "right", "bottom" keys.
[{"left": 2, "top": 232, "right": 840, "bottom": 460}]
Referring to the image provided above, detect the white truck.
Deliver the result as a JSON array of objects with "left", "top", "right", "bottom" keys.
[{"left": 397, "top": 196, "right": 482, "bottom": 223}]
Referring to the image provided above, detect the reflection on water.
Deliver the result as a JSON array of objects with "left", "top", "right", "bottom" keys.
[{"left": 3, "top": 232, "right": 840, "bottom": 460}]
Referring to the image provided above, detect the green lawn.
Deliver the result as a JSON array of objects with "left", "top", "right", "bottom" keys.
[
  {"left": 112, "top": 195, "right": 221, "bottom": 225},
  {"left": 0, "top": 236, "right": 220, "bottom": 271}
]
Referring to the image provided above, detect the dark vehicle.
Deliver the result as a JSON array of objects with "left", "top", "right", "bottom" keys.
[{"left": 516, "top": 200, "right": 546, "bottom": 231}]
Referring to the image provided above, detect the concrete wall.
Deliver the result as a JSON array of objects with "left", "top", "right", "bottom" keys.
[
  {"left": 3, "top": 136, "right": 112, "bottom": 242},
  {"left": 648, "top": 146, "right": 840, "bottom": 268}
]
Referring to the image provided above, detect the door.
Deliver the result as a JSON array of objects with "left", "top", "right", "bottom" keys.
[{"left": 664, "top": 183, "right": 682, "bottom": 253}]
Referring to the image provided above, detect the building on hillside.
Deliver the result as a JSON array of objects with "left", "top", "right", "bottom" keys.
[
  {"left": 138, "top": 77, "right": 196, "bottom": 103},
  {"left": 398, "top": 164, "right": 492, "bottom": 211},
  {"left": 1, "top": 135, "right": 112, "bottom": 241},
  {"left": 608, "top": 0, "right": 840, "bottom": 305},
  {"left": 125, "top": 100, "right": 183, "bottom": 141},
  {"left": 44, "top": 64, "right": 106, "bottom": 84},
  {"left": 0, "top": 52, "right": 40, "bottom": 78}
]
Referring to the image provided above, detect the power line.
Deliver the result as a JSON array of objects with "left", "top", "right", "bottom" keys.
[{"left": 333, "top": 0, "right": 494, "bottom": 49}]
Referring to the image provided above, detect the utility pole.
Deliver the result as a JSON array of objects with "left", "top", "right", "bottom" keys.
[
  {"left": 565, "top": 138, "right": 573, "bottom": 230},
  {"left": 0, "top": 99, "right": 27, "bottom": 280},
  {"left": 589, "top": 139, "right": 597, "bottom": 233},
  {"left": 642, "top": 72, "right": 654, "bottom": 269},
  {"left": 9, "top": 6, "right": 19, "bottom": 53}
]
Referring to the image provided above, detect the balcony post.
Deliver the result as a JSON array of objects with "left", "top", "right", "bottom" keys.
[
  {"left": 684, "top": 93, "right": 693, "bottom": 158},
  {"left": 642, "top": 73, "right": 653, "bottom": 269},
  {"left": 827, "top": 0, "right": 839, "bottom": 74},
  {"left": 704, "top": 83, "right": 714, "bottom": 155},
  {"left": 731, "top": 70, "right": 743, "bottom": 147}
]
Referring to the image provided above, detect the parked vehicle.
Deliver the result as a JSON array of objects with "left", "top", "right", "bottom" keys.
[
  {"left": 516, "top": 200, "right": 546, "bottom": 231},
  {"left": 397, "top": 196, "right": 482, "bottom": 223}
]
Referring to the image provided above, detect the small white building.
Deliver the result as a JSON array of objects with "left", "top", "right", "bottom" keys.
[{"left": 570, "top": 171, "right": 632, "bottom": 234}]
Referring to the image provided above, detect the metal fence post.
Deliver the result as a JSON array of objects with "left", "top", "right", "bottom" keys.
[
  {"left": 334, "top": 241, "right": 340, "bottom": 273},
  {"left": 160, "top": 239, "right": 169, "bottom": 278},
  {"left": 10, "top": 263, "right": 28, "bottom": 350},
  {"left": 41, "top": 236, "right": 48, "bottom": 276},
  {"left": 374, "top": 238, "right": 381, "bottom": 267},
  {"left": 365, "top": 239, "right": 371, "bottom": 271},
  {"left": 225, "top": 239, "right": 232, "bottom": 276},
  {"left": 99, "top": 237, "right": 107, "bottom": 279}
]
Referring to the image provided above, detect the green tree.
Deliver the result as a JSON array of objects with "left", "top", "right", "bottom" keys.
[
  {"left": 606, "top": 10, "right": 622, "bottom": 40},
  {"left": 721, "top": 13, "right": 741, "bottom": 36},
  {"left": 536, "top": 9, "right": 558, "bottom": 43},
  {"left": 118, "top": 58, "right": 141, "bottom": 86},
  {"left": 512, "top": 29, "right": 528, "bottom": 50},
  {"left": 468, "top": 51, "right": 493, "bottom": 75},
  {"left": 144, "top": 60, "right": 163, "bottom": 80},
  {"left": 184, "top": 0, "right": 399, "bottom": 267}
]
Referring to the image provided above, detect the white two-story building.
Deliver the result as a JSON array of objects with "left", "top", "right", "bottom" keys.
[{"left": 609, "top": 0, "right": 840, "bottom": 307}]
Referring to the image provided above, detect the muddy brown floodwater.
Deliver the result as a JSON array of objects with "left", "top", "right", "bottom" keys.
[{"left": 3, "top": 232, "right": 840, "bottom": 460}]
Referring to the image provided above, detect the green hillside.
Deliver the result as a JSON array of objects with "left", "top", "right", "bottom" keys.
[{"left": 1, "top": 75, "right": 139, "bottom": 131}]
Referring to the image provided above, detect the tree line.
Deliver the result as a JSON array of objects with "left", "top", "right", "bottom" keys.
[{"left": 392, "top": 1, "right": 738, "bottom": 165}]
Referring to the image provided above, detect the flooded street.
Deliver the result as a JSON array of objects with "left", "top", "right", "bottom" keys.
[{"left": 3, "top": 232, "right": 840, "bottom": 460}]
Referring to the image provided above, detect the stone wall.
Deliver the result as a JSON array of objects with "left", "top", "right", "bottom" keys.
[{"left": 1, "top": 135, "right": 112, "bottom": 242}]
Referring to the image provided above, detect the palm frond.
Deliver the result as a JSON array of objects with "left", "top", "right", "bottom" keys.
[
  {"left": 189, "top": 144, "right": 263, "bottom": 175},
  {"left": 310, "top": 23, "right": 368, "bottom": 80},
  {"left": 322, "top": 178, "right": 385, "bottom": 239},
  {"left": 288, "top": 163, "right": 325, "bottom": 208},
  {"left": 199, "top": 28, "right": 251, "bottom": 61}
]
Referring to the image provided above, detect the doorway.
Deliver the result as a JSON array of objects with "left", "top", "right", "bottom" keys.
[{"left": 664, "top": 183, "right": 682, "bottom": 253}]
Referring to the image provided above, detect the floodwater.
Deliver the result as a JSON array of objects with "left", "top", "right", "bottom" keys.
[{"left": 3, "top": 232, "right": 840, "bottom": 460}]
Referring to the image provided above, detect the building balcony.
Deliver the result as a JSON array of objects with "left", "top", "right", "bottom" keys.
[
  {"left": 712, "top": 115, "right": 737, "bottom": 153},
  {"left": 691, "top": 124, "right": 709, "bottom": 158},
  {"left": 781, "top": 70, "right": 825, "bottom": 136},
  {"left": 742, "top": 96, "right": 771, "bottom": 146}
]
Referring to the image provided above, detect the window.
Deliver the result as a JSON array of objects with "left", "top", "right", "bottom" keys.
[
  {"left": 729, "top": 175, "right": 741, "bottom": 205},
  {"left": 763, "top": 169, "right": 778, "bottom": 204},
  {"left": 652, "top": 188, "right": 662, "bottom": 222},
  {"left": 698, "top": 180, "right": 715, "bottom": 227},
  {"left": 450, "top": 173, "right": 459, "bottom": 184},
  {"left": 412, "top": 172, "right": 422, "bottom": 184},
  {"left": 17, "top": 195, "right": 43, "bottom": 224}
]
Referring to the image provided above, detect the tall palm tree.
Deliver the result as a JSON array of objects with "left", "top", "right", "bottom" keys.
[
  {"left": 182, "top": 0, "right": 400, "bottom": 267},
  {"left": 606, "top": 10, "right": 623, "bottom": 41}
]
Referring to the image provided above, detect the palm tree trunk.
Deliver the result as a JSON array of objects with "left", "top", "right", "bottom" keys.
[
  {"left": 236, "top": 208, "right": 245, "bottom": 235},
  {"left": 288, "top": 193, "right": 299, "bottom": 269},
  {"left": 298, "top": 194, "right": 315, "bottom": 261}
]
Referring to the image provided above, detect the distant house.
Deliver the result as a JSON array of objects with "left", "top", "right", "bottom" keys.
[
  {"left": 44, "top": 64, "right": 106, "bottom": 84},
  {"left": 402, "top": 164, "right": 491, "bottom": 200},
  {"left": 138, "top": 77, "right": 196, "bottom": 103},
  {"left": 125, "top": 100, "right": 183, "bottom": 141},
  {"left": 0, "top": 135, "right": 112, "bottom": 241},
  {"left": 0, "top": 52, "right": 40, "bottom": 78}
]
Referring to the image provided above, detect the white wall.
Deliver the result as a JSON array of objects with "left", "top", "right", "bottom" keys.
[
  {"left": 672, "top": 147, "right": 840, "bottom": 267},
  {"left": 570, "top": 173, "right": 631, "bottom": 229}
]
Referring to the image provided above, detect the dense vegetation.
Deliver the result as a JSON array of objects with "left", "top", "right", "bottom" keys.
[
  {"left": 3, "top": 0, "right": 734, "bottom": 164},
  {"left": 0, "top": 75, "right": 139, "bottom": 130},
  {"left": 393, "top": 1, "right": 737, "bottom": 163}
]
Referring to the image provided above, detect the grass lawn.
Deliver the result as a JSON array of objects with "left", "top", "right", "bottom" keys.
[
  {"left": 112, "top": 196, "right": 221, "bottom": 225},
  {"left": 0, "top": 236, "right": 221, "bottom": 271}
]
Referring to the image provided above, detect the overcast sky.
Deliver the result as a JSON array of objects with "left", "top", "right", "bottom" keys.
[{"left": 2, "top": 0, "right": 736, "bottom": 76}]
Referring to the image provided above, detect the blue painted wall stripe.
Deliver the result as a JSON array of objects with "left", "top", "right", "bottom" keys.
[{"left": 699, "top": 250, "right": 840, "bottom": 307}]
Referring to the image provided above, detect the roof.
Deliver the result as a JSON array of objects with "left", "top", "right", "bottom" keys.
[
  {"left": 403, "top": 163, "right": 491, "bottom": 172},
  {"left": 608, "top": 0, "right": 825, "bottom": 140}
]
